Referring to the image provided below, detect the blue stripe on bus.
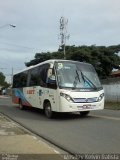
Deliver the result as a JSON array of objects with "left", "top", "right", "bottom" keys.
[{"left": 13, "top": 88, "right": 27, "bottom": 103}]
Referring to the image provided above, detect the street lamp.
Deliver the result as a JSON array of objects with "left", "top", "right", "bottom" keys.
[
  {"left": 9, "top": 24, "right": 16, "bottom": 28},
  {"left": 0, "top": 24, "right": 16, "bottom": 29}
]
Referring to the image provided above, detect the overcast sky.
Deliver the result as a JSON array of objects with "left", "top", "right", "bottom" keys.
[{"left": 0, "top": 0, "right": 120, "bottom": 83}]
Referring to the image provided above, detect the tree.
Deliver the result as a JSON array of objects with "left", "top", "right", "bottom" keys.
[
  {"left": 25, "top": 45, "right": 120, "bottom": 79},
  {"left": 0, "top": 72, "right": 5, "bottom": 86},
  {"left": 0, "top": 72, "right": 10, "bottom": 88},
  {"left": 64, "top": 45, "right": 120, "bottom": 78}
]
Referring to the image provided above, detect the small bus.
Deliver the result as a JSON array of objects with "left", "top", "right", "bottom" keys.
[{"left": 12, "top": 59, "right": 104, "bottom": 118}]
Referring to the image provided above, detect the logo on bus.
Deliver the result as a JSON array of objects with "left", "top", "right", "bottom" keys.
[{"left": 27, "top": 90, "right": 35, "bottom": 94}]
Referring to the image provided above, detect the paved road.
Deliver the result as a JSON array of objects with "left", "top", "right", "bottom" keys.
[{"left": 0, "top": 97, "right": 120, "bottom": 154}]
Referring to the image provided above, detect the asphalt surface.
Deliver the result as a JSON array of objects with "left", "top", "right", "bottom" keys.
[{"left": 0, "top": 96, "right": 120, "bottom": 154}]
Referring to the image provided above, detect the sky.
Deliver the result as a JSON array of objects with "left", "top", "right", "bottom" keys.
[{"left": 0, "top": 0, "right": 120, "bottom": 83}]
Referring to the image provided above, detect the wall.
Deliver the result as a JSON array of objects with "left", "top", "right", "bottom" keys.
[{"left": 102, "top": 77, "right": 120, "bottom": 102}]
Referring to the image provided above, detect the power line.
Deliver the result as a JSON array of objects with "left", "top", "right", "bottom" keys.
[{"left": 0, "top": 41, "right": 36, "bottom": 50}]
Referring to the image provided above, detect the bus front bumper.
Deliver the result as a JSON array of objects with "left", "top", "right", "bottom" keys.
[{"left": 59, "top": 98, "right": 104, "bottom": 112}]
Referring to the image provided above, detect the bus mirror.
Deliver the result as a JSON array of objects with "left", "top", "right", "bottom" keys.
[
  {"left": 47, "top": 68, "right": 55, "bottom": 81},
  {"left": 47, "top": 68, "right": 57, "bottom": 89},
  {"left": 47, "top": 68, "right": 52, "bottom": 78}
]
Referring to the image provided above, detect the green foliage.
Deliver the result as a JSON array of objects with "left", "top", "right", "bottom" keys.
[
  {"left": 25, "top": 45, "right": 120, "bottom": 79},
  {"left": 0, "top": 72, "right": 10, "bottom": 88},
  {"left": 0, "top": 72, "right": 5, "bottom": 85}
]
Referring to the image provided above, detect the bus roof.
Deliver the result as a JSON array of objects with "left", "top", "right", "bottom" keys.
[{"left": 13, "top": 59, "right": 92, "bottom": 75}]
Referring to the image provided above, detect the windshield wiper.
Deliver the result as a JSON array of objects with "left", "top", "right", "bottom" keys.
[
  {"left": 81, "top": 71, "right": 97, "bottom": 90},
  {"left": 73, "top": 70, "right": 81, "bottom": 89}
]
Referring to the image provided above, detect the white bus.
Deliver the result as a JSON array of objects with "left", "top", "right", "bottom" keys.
[{"left": 12, "top": 59, "right": 104, "bottom": 118}]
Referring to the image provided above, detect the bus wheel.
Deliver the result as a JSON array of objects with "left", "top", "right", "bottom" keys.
[
  {"left": 44, "top": 102, "right": 53, "bottom": 118},
  {"left": 80, "top": 111, "right": 90, "bottom": 117},
  {"left": 19, "top": 100, "right": 24, "bottom": 110}
]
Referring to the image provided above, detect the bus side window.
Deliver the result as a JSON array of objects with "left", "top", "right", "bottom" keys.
[
  {"left": 13, "top": 71, "right": 28, "bottom": 88},
  {"left": 27, "top": 64, "right": 49, "bottom": 87},
  {"left": 29, "top": 68, "right": 38, "bottom": 86},
  {"left": 39, "top": 64, "right": 50, "bottom": 87}
]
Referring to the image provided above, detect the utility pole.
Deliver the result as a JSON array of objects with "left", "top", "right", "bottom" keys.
[
  {"left": 11, "top": 67, "right": 13, "bottom": 85},
  {"left": 59, "top": 17, "right": 69, "bottom": 59}
]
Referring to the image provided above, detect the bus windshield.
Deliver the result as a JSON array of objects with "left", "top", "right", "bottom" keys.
[{"left": 55, "top": 61, "right": 102, "bottom": 90}]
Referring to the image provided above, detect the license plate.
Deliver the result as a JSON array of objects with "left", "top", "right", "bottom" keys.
[{"left": 77, "top": 105, "right": 96, "bottom": 109}]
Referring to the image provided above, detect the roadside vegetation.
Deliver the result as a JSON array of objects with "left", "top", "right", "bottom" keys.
[
  {"left": 0, "top": 72, "right": 10, "bottom": 94},
  {"left": 0, "top": 72, "right": 10, "bottom": 87},
  {"left": 105, "top": 102, "right": 120, "bottom": 110}
]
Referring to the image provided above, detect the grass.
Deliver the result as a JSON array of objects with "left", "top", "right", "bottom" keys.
[{"left": 105, "top": 102, "right": 120, "bottom": 110}]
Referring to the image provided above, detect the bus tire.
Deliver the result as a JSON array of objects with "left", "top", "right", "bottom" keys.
[
  {"left": 80, "top": 111, "right": 90, "bottom": 116},
  {"left": 44, "top": 101, "right": 53, "bottom": 118},
  {"left": 19, "top": 99, "right": 24, "bottom": 110}
]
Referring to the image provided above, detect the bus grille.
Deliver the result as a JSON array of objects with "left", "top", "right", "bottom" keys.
[{"left": 73, "top": 97, "right": 98, "bottom": 103}]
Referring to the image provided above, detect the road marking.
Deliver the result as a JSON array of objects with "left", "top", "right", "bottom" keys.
[
  {"left": 92, "top": 115, "right": 120, "bottom": 121},
  {"left": 53, "top": 149, "right": 60, "bottom": 154},
  {"left": 32, "top": 136, "right": 37, "bottom": 140}
]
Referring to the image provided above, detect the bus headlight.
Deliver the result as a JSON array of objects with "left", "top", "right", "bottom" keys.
[
  {"left": 98, "top": 93, "right": 104, "bottom": 102},
  {"left": 60, "top": 92, "right": 74, "bottom": 103}
]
